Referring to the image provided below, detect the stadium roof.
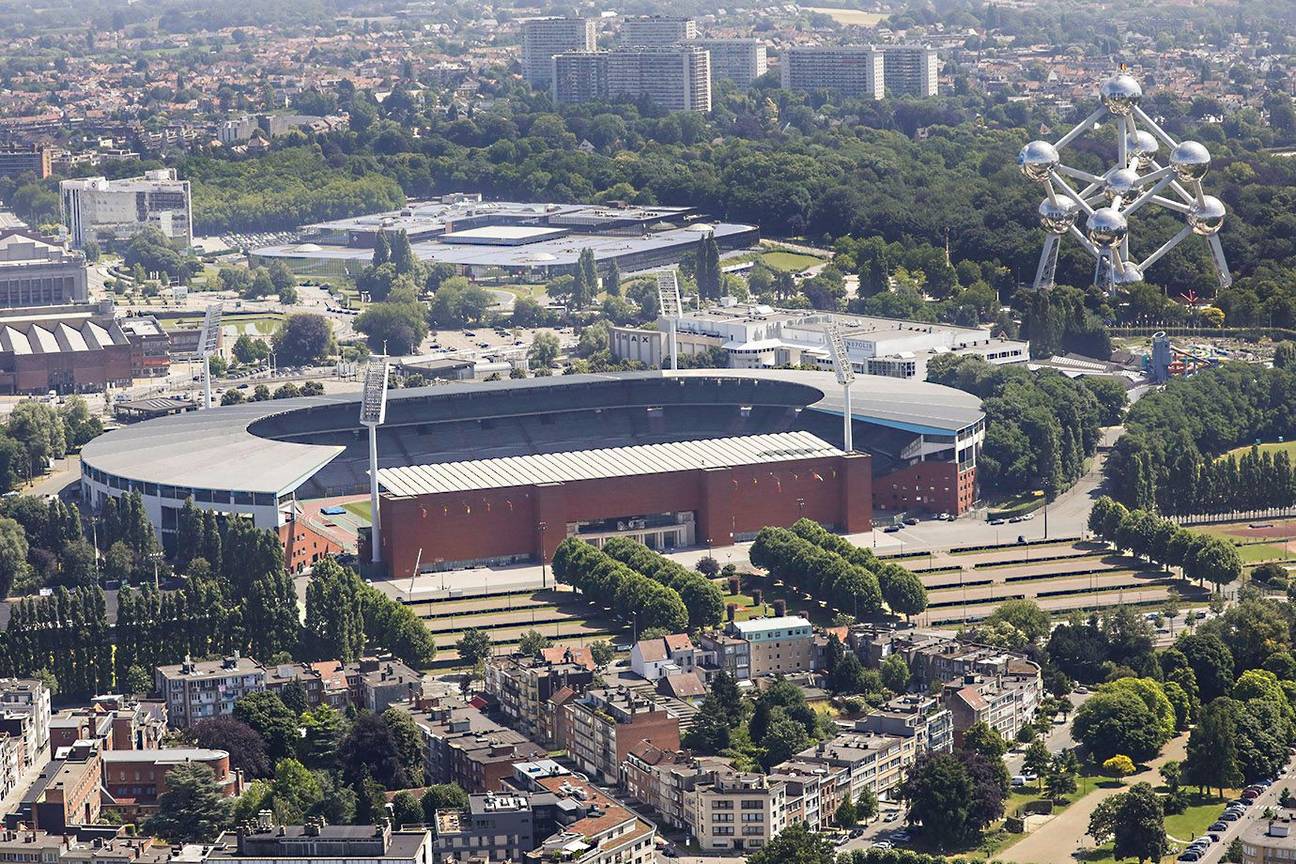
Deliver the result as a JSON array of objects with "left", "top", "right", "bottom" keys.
[
  {"left": 80, "top": 369, "right": 982, "bottom": 496},
  {"left": 376, "top": 431, "right": 841, "bottom": 497}
]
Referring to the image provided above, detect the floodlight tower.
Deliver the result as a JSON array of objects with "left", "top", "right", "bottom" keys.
[
  {"left": 360, "top": 361, "right": 390, "bottom": 565},
  {"left": 825, "top": 325, "right": 855, "bottom": 452},
  {"left": 656, "top": 271, "right": 684, "bottom": 371},
  {"left": 1017, "top": 69, "right": 1232, "bottom": 293},
  {"left": 198, "top": 303, "right": 223, "bottom": 409}
]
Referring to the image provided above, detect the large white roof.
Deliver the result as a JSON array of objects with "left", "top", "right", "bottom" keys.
[{"left": 376, "top": 431, "right": 841, "bottom": 497}]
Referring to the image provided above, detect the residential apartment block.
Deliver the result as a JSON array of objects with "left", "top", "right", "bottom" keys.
[
  {"left": 855, "top": 693, "right": 953, "bottom": 755},
  {"left": 881, "top": 45, "right": 939, "bottom": 96},
  {"left": 522, "top": 18, "right": 597, "bottom": 88},
  {"left": 730, "top": 616, "right": 814, "bottom": 677},
  {"left": 0, "top": 231, "right": 88, "bottom": 309},
  {"left": 0, "top": 144, "right": 52, "bottom": 180},
  {"left": 786, "top": 731, "right": 916, "bottom": 804},
  {"left": 943, "top": 668, "right": 1042, "bottom": 744},
  {"left": 154, "top": 655, "right": 266, "bottom": 728},
  {"left": 49, "top": 694, "right": 166, "bottom": 753},
  {"left": 484, "top": 648, "right": 595, "bottom": 744},
  {"left": 433, "top": 792, "right": 536, "bottom": 863},
  {"left": 9, "top": 739, "right": 102, "bottom": 833},
  {"left": 688, "top": 769, "right": 789, "bottom": 852},
  {"left": 620, "top": 16, "right": 696, "bottom": 46},
  {"left": 60, "top": 169, "right": 192, "bottom": 249},
  {"left": 692, "top": 39, "right": 768, "bottom": 87},
  {"left": 556, "top": 687, "right": 680, "bottom": 785},
  {"left": 208, "top": 822, "right": 433, "bottom": 864},
  {"left": 0, "top": 677, "right": 52, "bottom": 766},
  {"left": 781, "top": 47, "right": 884, "bottom": 99},
  {"left": 553, "top": 45, "right": 712, "bottom": 112},
  {"left": 415, "top": 701, "right": 547, "bottom": 792}
]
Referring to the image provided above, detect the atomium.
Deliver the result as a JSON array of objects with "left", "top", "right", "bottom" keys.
[{"left": 1017, "top": 69, "right": 1232, "bottom": 293}]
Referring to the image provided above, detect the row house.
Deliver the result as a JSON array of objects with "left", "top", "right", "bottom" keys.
[
  {"left": 415, "top": 701, "right": 546, "bottom": 793},
  {"left": 943, "top": 662, "right": 1042, "bottom": 744},
  {"left": 50, "top": 695, "right": 167, "bottom": 753},
  {"left": 629, "top": 635, "right": 698, "bottom": 681}
]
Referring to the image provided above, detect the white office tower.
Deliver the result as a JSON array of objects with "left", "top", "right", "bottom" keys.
[
  {"left": 552, "top": 51, "right": 610, "bottom": 104},
  {"left": 881, "top": 45, "right": 939, "bottom": 96},
  {"left": 607, "top": 45, "right": 712, "bottom": 112},
  {"left": 522, "top": 18, "right": 597, "bottom": 88},
  {"left": 781, "top": 47, "right": 885, "bottom": 99},
  {"left": 693, "top": 39, "right": 768, "bottom": 87},
  {"left": 59, "top": 169, "right": 192, "bottom": 249},
  {"left": 620, "top": 15, "right": 697, "bottom": 46}
]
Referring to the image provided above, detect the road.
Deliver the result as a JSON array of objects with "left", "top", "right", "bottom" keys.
[{"left": 1196, "top": 761, "right": 1296, "bottom": 864}]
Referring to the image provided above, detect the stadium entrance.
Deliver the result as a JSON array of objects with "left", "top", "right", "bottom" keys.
[{"left": 571, "top": 512, "right": 696, "bottom": 551}]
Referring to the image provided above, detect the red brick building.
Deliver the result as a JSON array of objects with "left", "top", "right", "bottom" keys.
[
  {"left": 378, "top": 432, "right": 874, "bottom": 579},
  {"left": 101, "top": 748, "right": 239, "bottom": 818}
]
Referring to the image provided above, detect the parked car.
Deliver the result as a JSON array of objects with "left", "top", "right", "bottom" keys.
[
  {"left": 903, "top": 517, "right": 919, "bottom": 525},
  {"left": 883, "top": 811, "right": 902, "bottom": 822},
  {"left": 1209, "top": 821, "right": 1228, "bottom": 832},
  {"left": 1008, "top": 516, "right": 1025, "bottom": 523},
  {"left": 989, "top": 518, "right": 1006, "bottom": 526},
  {"left": 1220, "top": 811, "right": 1240, "bottom": 822},
  {"left": 1178, "top": 851, "right": 1202, "bottom": 862},
  {"left": 884, "top": 525, "right": 902, "bottom": 533}
]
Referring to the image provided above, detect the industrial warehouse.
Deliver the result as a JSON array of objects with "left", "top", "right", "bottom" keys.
[
  {"left": 248, "top": 196, "right": 759, "bottom": 279},
  {"left": 78, "top": 369, "right": 985, "bottom": 577}
]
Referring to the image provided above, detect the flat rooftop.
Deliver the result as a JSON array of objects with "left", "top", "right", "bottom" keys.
[
  {"left": 377, "top": 430, "right": 842, "bottom": 497},
  {"left": 440, "top": 225, "right": 569, "bottom": 245}
]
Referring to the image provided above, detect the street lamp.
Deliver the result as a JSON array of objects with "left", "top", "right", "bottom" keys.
[{"left": 538, "top": 521, "right": 549, "bottom": 589}]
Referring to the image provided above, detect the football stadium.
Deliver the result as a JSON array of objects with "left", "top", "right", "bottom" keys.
[{"left": 78, "top": 369, "right": 984, "bottom": 577}]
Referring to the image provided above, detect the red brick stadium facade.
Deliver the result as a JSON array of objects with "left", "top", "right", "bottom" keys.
[{"left": 378, "top": 452, "right": 874, "bottom": 580}]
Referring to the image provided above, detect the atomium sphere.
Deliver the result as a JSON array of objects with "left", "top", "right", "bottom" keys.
[
  {"left": 1018, "top": 140, "right": 1060, "bottom": 183},
  {"left": 1187, "top": 195, "right": 1226, "bottom": 236},
  {"left": 1100, "top": 74, "right": 1143, "bottom": 117},
  {"left": 1126, "top": 130, "right": 1158, "bottom": 169},
  {"left": 1110, "top": 262, "right": 1144, "bottom": 286},
  {"left": 1038, "top": 198, "right": 1078, "bottom": 234},
  {"left": 1103, "top": 167, "right": 1141, "bottom": 201},
  {"left": 1086, "top": 207, "right": 1128, "bottom": 247},
  {"left": 1170, "top": 141, "right": 1211, "bottom": 181}
]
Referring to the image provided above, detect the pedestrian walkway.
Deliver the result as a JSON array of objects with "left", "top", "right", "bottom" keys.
[{"left": 998, "top": 734, "right": 1187, "bottom": 864}]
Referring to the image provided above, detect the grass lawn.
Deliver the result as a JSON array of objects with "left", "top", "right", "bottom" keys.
[
  {"left": 1237, "top": 542, "right": 1286, "bottom": 562},
  {"left": 342, "top": 500, "right": 371, "bottom": 522},
  {"left": 761, "top": 250, "right": 823, "bottom": 272},
  {"left": 1164, "top": 794, "right": 1228, "bottom": 845},
  {"left": 1220, "top": 440, "right": 1296, "bottom": 461}
]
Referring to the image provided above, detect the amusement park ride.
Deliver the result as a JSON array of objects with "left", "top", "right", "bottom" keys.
[{"left": 1019, "top": 68, "right": 1233, "bottom": 293}]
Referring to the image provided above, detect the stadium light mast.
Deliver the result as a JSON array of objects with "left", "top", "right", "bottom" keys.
[
  {"left": 656, "top": 271, "right": 683, "bottom": 371},
  {"left": 360, "top": 361, "right": 390, "bottom": 565},
  {"left": 198, "top": 303, "right": 223, "bottom": 409},
  {"left": 825, "top": 325, "right": 855, "bottom": 452}
]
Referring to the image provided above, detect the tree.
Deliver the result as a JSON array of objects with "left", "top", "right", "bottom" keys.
[
  {"left": 962, "top": 721, "right": 1008, "bottom": 762},
  {"left": 1024, "top": 740, "right": 1051, "bottom": 787},
  {"left": 901, "top": 752, "right": 974, "bottom": 847},
  {"left": 421, "top": 784, "right": 469, "bottom": 823},
  {"left": 272, "top": 314, "right": 334, "bottom": 365},
  {"left": 589, "top": 640, "right": 615, "bottom": 668},
  {"left": 269, "top": 757, "right": 323, "bottom": 823},
  {"left": 856, "top": 787, "right": 878, "bottom": 823},
  {"left": 695, "top": 233, "right": 722, "bottom": 300},
  {"left": 371, "top": 231, "right": 390, "bottom": 267},
  {"left": 193, "top": 717, "right": 271, "bottom": 778},
  {"left": 0, "top": 517, "right": 30, "bottom": 596},
  {"left": 761, "top": 709, "right": 810, "bottom": 769},
  {"left": 1112, "top": 783, "right": 1168, "bottom": 864},
  {"left": 338, "top": 712, "right": 409, "bottom": 790},
  {"left": 303, "top": 558, "right": 366, "bottom": 661},
  {"left": 984, "top": 599, "right": 1051, "bottom": 644},
  {"left": 233, "top": 691, "right": 299, "bottom": 764},
  {"left": 1088, "top": 795, "right": 1121, "bottom": 845},
  {"left": 382, "top": 706, "right": 424, "bottom": 784},
  {"left": 456, "top": 628, "right": 492, "bottom": 666},
  {"left": 880, "top": 566, "right": 927, "bottom": 619},
  {"left": 299, "top": 703, "right": 346, "bottom": 772},
  {"left": 881, "top": 653, "right": 910, "bottom": 693},
  {"left": 683, "top": 694, "right": 731, "bottom": 754},
  {"left": 746, "top": 823, "right": 834, "bottom": 864},
  {"left": 833, "top": 795, "right": 858, "bottom": 828},
  {"left": 1178, "top": 632, "right": 1235, "bottom": 702},
  {"left": 1103, "top": 754, "right": 1136, "bottom": 777},
  {"left": 145, "top": 763, "right": 233, "bottom": 842},
  {"left": 124, "top": 663, "right": 152, "bottom": 696},
  {"left": 391, "top": 790, "right": 423, "bottom": 828},
  {"left": 1186, "top": 698, "right": 1243, "bottom": 797},
  {"left": 527, "top": 332, "right": 560, "bottom": 370},
  {"left": 1072, "top": 684, "right": 1172, "bottom": 762}
]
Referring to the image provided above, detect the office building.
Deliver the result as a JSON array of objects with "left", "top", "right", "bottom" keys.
[
  {"left": 729, "top": 616, "right": 814, "bottom": 678},
  {"left": 154, "top": 655, "right": 266, "bottom": 728},
  {"left": 781, "top": 47, "right": 884, "bottom": 99},
  {"left": 0, "top": 230, "right": 88, "bottom": 308},
  {"left": 556, "top": 687, "right": 680, "bottom": 785},
  {"left": 0, "top": 144, "right": 51, "bottom": 180},
  {"left": 881, "top": 45, "right": 939, "bottom": 96},
  {"left": 209, "top": 822, "right": 433, "bottom": 864},
  {"left": 522, "top": 18, "right": 597, "bottom": 88},
  {"left": 554, "top": 45, "right": 712, "bottom": 111},
  {"left": 607, "top": 45, "right": 711, "bottom": 112},
  {"left": 692, "top": 39, "right": 767, "bottom": 87},
  {"left": 60, "top": 169, "right": 192, "bottom": 249},
  {"left": 620, "top": 16, "right": 696, "bottom": 46}
]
